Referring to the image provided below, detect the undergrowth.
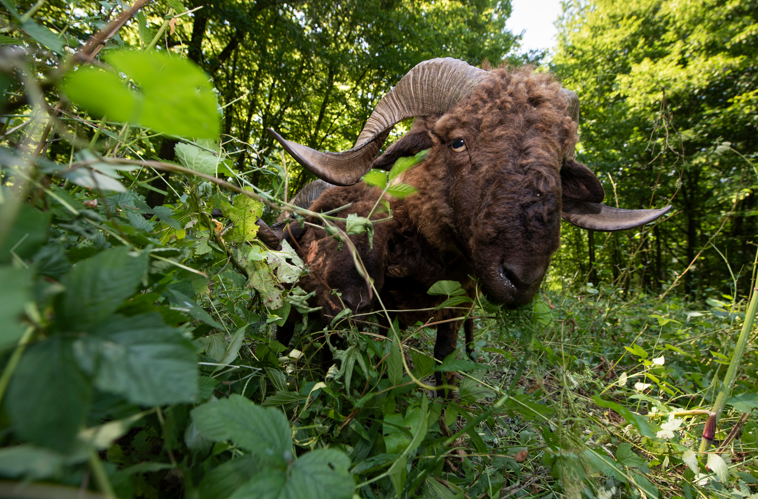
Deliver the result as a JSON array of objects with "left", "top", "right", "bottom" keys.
[{"left": 0, "top": 6, "right": 756, "bottom": 498}]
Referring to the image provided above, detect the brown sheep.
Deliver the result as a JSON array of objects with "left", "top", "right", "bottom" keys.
[{"left": 263, "top": 59, "right": 670, "bottom": 395}]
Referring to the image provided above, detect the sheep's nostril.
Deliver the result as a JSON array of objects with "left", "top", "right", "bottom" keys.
[{"left": 502, "top": 262, "right": 541, "bottom": 289}]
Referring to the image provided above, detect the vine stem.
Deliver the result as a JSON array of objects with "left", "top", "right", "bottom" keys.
[
  {"left": 88, "top": 449, "right": 117, "bottom": 499},
  {"left": 0, "top": 326, "right": 34, "bottom": 405}
]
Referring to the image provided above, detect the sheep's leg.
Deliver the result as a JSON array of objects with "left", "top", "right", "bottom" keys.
[
  {"left": 434, "top": 322, "right": 458, "bottom": 399},
  {"left": 464, "top": 319, "right": 475, "bottom": 361},
  {"left": 275, "top": 309, "right": 302, "bottom": 347}
]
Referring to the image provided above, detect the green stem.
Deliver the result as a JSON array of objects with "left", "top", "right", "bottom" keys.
[
  {"left": 19, "top": 0, "right": 48, "bottom": 23},
  {"left": 0, "top": 326, "right": 35, "bottom": 405},
  {"left": 699, "top": 267, "right": 758, "bottom": 452},
  {"left": 145, "top": 17, "right": 171, "bottom": 51},
  {"left": 88, "top": 449, "right": 117, "bottom": 499}
]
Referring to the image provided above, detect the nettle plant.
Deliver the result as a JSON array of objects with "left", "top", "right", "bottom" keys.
[{"left": 1, "top": 2, "right": 757, "bottom": 499}]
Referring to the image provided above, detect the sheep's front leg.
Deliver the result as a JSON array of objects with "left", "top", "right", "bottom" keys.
[
  {"left": 434, "top": 322, "right": 458, "bottom": 398},
  {"left": 464, "top": 319, "right": 475, "bottom": 361}
]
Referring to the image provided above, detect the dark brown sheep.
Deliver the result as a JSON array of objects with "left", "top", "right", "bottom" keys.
[{"left": 263, "top": 59, "right": 670, "bottom": 394}]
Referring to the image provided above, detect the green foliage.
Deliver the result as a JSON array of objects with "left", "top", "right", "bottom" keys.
[
  {"left": 64, "top": 50, "right": 219, "bottom": 138},
  {"left": 0, "top": 0, "right": 756, "bottom": 498}
]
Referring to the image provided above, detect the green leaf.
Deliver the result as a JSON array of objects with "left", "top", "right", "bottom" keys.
[
  {"left": 0, "top": 266, "right": 31, "bottom": 347},
  {"left": 388, "top": 149, "right": 428, "bottom": 181},
  {"left": 164, "top": 288, "right": 222, "bottom": 328},
  {"left": 435, "top": 295, "right": 473, "bottom": 309},
  {"left": 212, "top": 326, "right": 246, "bottom": 373},
  {"left": 223, "top": 193, "right": 264, "bottom": 243},
  {"left": 387, "top": 335, "right": 403, "bottom": 387},
  {"left": 136, "top": 11, "right": 154, "bottom": 47},
  {"left": 73, "top": 313, "right": 198, "bottom": 406},
  {"left": 624, "top": 343, "right": 648, "bottom": 359},
  {"left": 681, "top": 449, "right": 699, "bottom": 475},
  {"left": 7, "top": 336, "right": 93, "bottom": 452},
  {"left": 175, "top": 142, "right": 231, "bottom": 176},
  {"left": 0, "top": 445, "right": 87, "bottom": 480},
  {"left": 197, "top": 455, "right": 260, "bottom": 499},
  {"left": 616, "top": 442, "right": 646, "bottom": 468},
  {"left": 191, "top": 395, "right": 292, "bottom": 465},
  {"left": 727, "top": 392, "right": 758, "bottom": 413},
  {"left": 247, "top": 261, "right": 283, "bottom": 310},
  {"left": 63, "top": 50, "right": 219, "bottom": 138},
  {"left": 435, "top": 356, "right": 479, "bottom": 372},
  {"left": 631, "top": 472, "right": 659, "bottom": 499},
  {"left": 411, "top": 350, "right": 435, "bottom": 379},
  {"left": 62, "top": 167, "right": 126, "bottom": 192},
  {"left": 363, "top": 169, "right": 387, "bottom": 189},
  {"left": 56, "top": 246, "right": 147, "bottom": 331},
  {"left": 388, "top": 395, "right": 429, "bottom": 498},
  {"left": 21, "top": 21, "right": 65, "bottom": 54},
  {"left": 427, "top": 280, "right": 466, "bottom": 297},
  {"left": 592, "top": 396, "right": 657, "bottom": 438},
  {"left": 386, "top": 182, "right": 418, "bottom": 199},
  {"left": 707, "top": 453, "right": 729, "bottom": 483},
  {"left": 0, "top": 203, "right": 51, "bottom": 265},
  {"left": 532, "top": 299, "right": 553, "bottom": 326},
  {"left": 166, "top": 0, "right": 185, "bottom": 13},
  {"left": 229, "top": 449, "right": 353, "bottom": 499}
]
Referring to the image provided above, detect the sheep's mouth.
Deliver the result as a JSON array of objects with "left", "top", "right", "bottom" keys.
[{"left": 480, "top": 263, "right": 541, "bottom": 306}]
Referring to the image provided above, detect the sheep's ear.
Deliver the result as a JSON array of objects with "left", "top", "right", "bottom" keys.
[
  {"left": 561, "top": 158, "right": 672, "bottom": 231},
  {"left": 560, "top": 158, "right": 605, "bottom": 203},
  {"left": 369, "top": 132, "right": 434, "bottom": 171}
]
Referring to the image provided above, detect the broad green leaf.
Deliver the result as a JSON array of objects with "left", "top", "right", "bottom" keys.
[
  {"left": 435, "top": 356, "right": 479, "bottom": 372},
  {"left": 0, "top": 445, "right": 87, "bottom": 480},
  {"left": 175, "top": 142, "right": 231, "bottom": 176},
  {"left": 681, "top": 449, "right": 699, "bottom": 474},
  {"left": 388, "top": 149, "right": 428, "bottom": 180},
  {"left": 727, "top": 392, "right": 758, "bottom": 413},
  {"left": 56, "top": 246, "right": 147, "bottom": 331},
  {"left": 616, "top": 442, "right": 646, "bottom": 468},
  {"left": 624, "top": 342, "right": 648, "bottom": 359},
  {"left": 247, "top": 261, "right": 284, "bottom": 309},
  {"left": 62, "top": 167, "right": 127, "bottom": 192},
  {"left": 411, "top": 350, "right": 435, "bottom": 379},
  {"left": 363, "top": 169, "right": 387, "bottom": 189},
  {"left": 435, "top": 295, "right": 473, "bottom": 309},
  {"left": 223, "top": 194, "right": 264, "bottom": 243},
  {"left": 21, "top": 21, "right": 65, "bottom": 54},
  {"left": 0, "top": 202, "right": 51, "bottom": 264},
  {"left": 63, "top": 50, "right": 219, "bottom": 138},
  {"left": 0, "top": 266, "right": 30, "bottom": 346},
  {"left": 707, "top": 453, "right": 729, "bottom": 483},
  {"left": 7, "top": 336, "right": 93, "bottom": 452},
  {"left": 427, "top": 280, "right": 465, "bottom": 297},
  {"left": 73, "top": 313, "right": 198, "bottom": 405},
  {"left": 198, "top": 455, "right": 260, "bottom": 499},
  {"left": 532, "top": 299, "right": 553, "bottom": 325},
  {"left": 191, "top": 395, "right": 292, "bottom": 465},
  {"left": 229, "top": 449, "right": 353, "bottom": 499}
]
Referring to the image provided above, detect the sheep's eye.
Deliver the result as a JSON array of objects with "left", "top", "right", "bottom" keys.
[{"left": 450, "top": 138, "right": 466, "bottom": 152}]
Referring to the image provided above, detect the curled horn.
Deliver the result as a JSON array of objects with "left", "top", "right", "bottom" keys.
[
  {"left": 560, "top": 90, "right": 672, "bottom": 231},
  {"left": 267, "top": 58, "right": 490, "bottom": 186}
]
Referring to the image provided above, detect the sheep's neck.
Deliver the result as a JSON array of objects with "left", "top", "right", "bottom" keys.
[{"left": 397, "top": 165, "right": 461, "bottom": 255}]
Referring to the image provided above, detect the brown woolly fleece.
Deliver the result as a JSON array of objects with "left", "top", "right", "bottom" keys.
[{"left": 277, "top": 66, "right": 608, "bottom": 392}]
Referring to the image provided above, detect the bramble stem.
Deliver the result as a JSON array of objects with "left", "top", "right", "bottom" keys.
[{"left": 699, "top": 275, "right": 758, "bottom": 452}]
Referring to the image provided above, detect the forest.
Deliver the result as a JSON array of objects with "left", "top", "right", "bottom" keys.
[{"left": 0, "top": 0, "right": 756, "bottom": 497}]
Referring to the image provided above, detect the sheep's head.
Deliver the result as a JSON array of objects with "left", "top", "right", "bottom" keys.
[{"left": 268, "top": 59, "right": 671, "bottom": 306}]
